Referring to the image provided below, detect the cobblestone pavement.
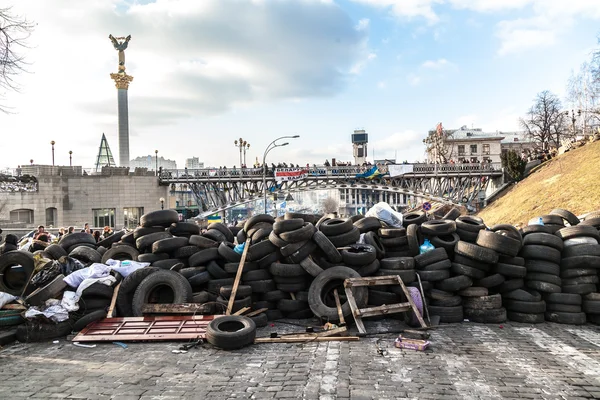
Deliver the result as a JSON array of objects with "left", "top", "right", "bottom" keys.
[{"left": 1, "top": 320, "right": 600, "bottom": 400}]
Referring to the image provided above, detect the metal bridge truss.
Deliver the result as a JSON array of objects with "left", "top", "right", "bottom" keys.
[{"left": 164, "top": 171, "right": 499, "bottom": 217}]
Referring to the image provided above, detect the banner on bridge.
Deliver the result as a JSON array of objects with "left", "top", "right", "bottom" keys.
[
  {"left": 275, "top": 168, "right": 308, "bottom": 182},
  {"left": 388, "top": 164, "right": 414, "bottom": 177}
]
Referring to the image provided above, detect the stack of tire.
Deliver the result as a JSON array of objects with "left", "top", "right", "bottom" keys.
[
  {"left": 368, "top": 255, "right": 412, "bottom": 310},
  {"left": 317, "top": 217, "right": 361, "bottom": 250},
  {"left": 556, "top": 225, "right": 599, "bottom": 297},
  {"left": 584, "top": 293, "right": 600, "bottom": 325},
  {"left": 377, "top": 227, "right": 409, "bottom": 257},
  {"left": 420, "top": 219, "right": 460, "bottom": 258},
  {"left": 455, "top": 216, "right": 486, "bottom": 244},
  {"left": 460, "top": 287, "right": 506, "bottom": 324}
]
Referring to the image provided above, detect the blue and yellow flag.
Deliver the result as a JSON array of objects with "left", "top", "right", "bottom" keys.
[{"left": 355, "top": 165, "right": 381, "bottom": 179}]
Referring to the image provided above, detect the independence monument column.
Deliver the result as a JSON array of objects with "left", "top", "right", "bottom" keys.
[{"left": 109, "top": 34, "right": 133, "bottom": 168}]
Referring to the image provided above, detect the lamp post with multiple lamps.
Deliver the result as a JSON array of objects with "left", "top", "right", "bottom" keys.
[
  {"left": 160, "top": 197, "right": 165, "bottom": 210},
  {"left": 234, "top": 138, "right": 250, "bottom": 167},
  {"left": 564, "top": 109, "right": 582, "bottom": 136},
  {"left": 262, "top": 135, "right": 300, "bottom": 214},
  {"left": 69, "top": 151, "right": 72, "bottom": 167},
  {"left": 50, "top": 140, "right": 55, "bottom": 166},
  {"left": 155, "top": 150, "right": 159, "bottom": 176}
]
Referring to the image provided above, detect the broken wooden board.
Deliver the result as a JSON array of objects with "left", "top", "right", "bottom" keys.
[
  {"left": 72, "top": 315, "right": 222, "bottom": 342},
  {"left": 140, "top": 303, "right": 213, "bottom": 315},
  {"left": 233, "top": 307, "right": 251, "bottom": 316},
  {"left": 255, "top": 336, "right": 359, "bottom": 344},
  {"left": 245, "top": 308, "right": 268, "bottom": 317},
  {"left": 226, "top": 240, "right": 250, "bottom": 316},
  {"left": 276, "top": 326, "right": 347, "bottom": 339}
]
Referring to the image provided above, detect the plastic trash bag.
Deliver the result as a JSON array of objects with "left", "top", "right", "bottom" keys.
[
  {"left": 0, "top": 292, "right": 18, "bottom": 308},
  {"left": 63, "top": 263, "right": 111, "bottom": 289},
  {"left": 25, "top": 299, "right": 70, "bottom": 322},
  {"left": 106, "top": 259, "right": 150, "bottom": 278},
  {"left": 61, "top": 291, "right": 80, "bottom": 312},
  {"left": 365, "top": 202, "right": 403, "bottom": 228},
  {"left": 234, "top": 242, "right": 245, "bottom": 255}
]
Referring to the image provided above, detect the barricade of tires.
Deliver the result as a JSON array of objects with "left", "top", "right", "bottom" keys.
[{"left": 1, "top": 207, "right": 599, "bottom": 344}]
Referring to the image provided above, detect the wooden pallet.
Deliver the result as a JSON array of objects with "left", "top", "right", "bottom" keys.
[{"left": 344, "top": 275, "right": 427, "bottom": 335}]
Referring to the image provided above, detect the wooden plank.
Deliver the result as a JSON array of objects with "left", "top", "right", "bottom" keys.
[
  {"left": 333, "top": 289, "right": 345, "bottom": 326},
  {"left": 106, "top": 282, "right": 121, "bottom": 318},
  {"left": 278, "top": 326, "right": 347, "bottom": 339},
  {"left": 1, "top": 304, "right": 27, "bottom": 311},
  {"left": 344, "top": 285, "right": 366, "bottom": 334},
  {"left": 289, "top": 292, "right": 296, "bottom": 300},
  {"left": 396, "top": 276, "right": 427, "bottom": 329},
  {"left": 245, "top": 308, "right": 268, "bottom": 318},
  {"left": 141, "top": 303, "right": 213, "bottom": 314},
  {"left": 345, "top": 276, "right": 401, "bottom": 287},
  {"left": 233, "top": 307, "right": 251, "bottom": 316},
  {"left": 227, "top": 240, "right": 250, "bottom": 316},
  {"left": 357, "top": 303, "right": 411, "bottom": 318},
  {"left": 255, "top": 336, "right": 359, "bottom": 344}
]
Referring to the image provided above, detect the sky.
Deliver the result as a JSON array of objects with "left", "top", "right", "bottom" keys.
[{"left": 1, "top": 0, "right": 599, "bottom": 170}]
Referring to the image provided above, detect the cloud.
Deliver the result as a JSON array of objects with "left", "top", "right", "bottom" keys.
[
  {"left": 407, "top": 73, "right": 422, "bottom": 86},
  {"left": 350, "top": 52, "right": 377, "bottom": 74},
  {"left": 371, "top": 130, "right": 427, "bottom": 162},
  {"left": 454, "top": 114, "right": 478, "bottom": 128},
  {"left": 422, "top": 58, "right": 452, "bottom": 69},
  {"left": 349, "top": 0, "right": 440, "bottom": 23}
]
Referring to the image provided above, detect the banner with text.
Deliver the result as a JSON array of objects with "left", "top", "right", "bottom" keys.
[
  {"left": 275, "top": 168, "right": 309, "bottom": 182},
  {"left": 388, "top": 164, "right": 414, "bottom": 177}
]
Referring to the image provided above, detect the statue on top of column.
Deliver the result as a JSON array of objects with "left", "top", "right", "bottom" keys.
[{"left": 109, "top": 34, "right": 132, "bottom": 72}]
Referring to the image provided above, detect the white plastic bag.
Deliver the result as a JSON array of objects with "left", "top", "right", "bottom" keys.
[
  {"left": 63, "top": 263, "right": 111, "bottom": 289},
  {"left": 0, "top": 292, "right": 18, "bottom": 308},
  {"left": 61, "top": 291, "right": 80, "bottom": 312},
  {"left": 365, "top": 202, "right": 403, "bottom": 228},
  {"left": 25, "top": 299, "right": 70, "bottom": 322},
  {"left": 75, "top": 275, "right": 116, "bottom": 299},
  {"left": 106, "top": 259, "right": 150, "bottom": 278}
]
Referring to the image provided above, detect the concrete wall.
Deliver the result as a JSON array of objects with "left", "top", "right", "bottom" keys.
[{"left": 0, "top": 175, "right": 168, "bottom": 229}]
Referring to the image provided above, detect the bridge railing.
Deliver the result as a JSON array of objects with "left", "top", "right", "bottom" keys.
[{"left": 159, "top": 163, "right": 503, "bottom": 181}]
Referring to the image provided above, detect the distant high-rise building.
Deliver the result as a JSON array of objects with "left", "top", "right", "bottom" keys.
[
  {"left": 185, "top": 157, "right": 204, "bottom": 169},
  {"left": 130, "top": 155, "right": 177, "bottom": 170},
  {"left": 95, "top": 133, "right": 117, "bottom": 172}
]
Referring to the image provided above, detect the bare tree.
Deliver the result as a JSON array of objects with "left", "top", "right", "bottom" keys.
[
  {"left": 567, "top": 62, "right": 600, "bottom": 132},
  {"left": 423, "top": 125, "right": 455, "bottom": 163},
  {"left": 520, "top": 90, "right": 568, "bottom": 150},
  {"left": 1, "top": 7, "right": 34, "bottom": 112},
  {"left": 321, "top": 197, "right": 338, "bottom": 214}
]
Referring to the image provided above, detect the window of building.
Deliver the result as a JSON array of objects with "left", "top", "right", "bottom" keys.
[
  {"left": 45, "top": 207, "right": 57, "bottom": 227},
  {"left": 10, "top": 209, "right": 34, "bottom": 224},
  {"left": 93, "top": 208, "right": 116, "bottom": 228},
  {"left": 470, "top": 144, "right": 478, "bottom": 154},
  {"left": 482, "top": 144, "right": 490, "bottom": 155},
  {"left": 457, "top": 145, "right": 465, "bottom": 156},
  {"left": 123, "top": 207, "right": 144, "bottom": 229}
]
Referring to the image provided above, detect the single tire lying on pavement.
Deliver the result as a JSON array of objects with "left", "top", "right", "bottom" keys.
[
  {"left": 206, "top": 315, "right": 256, "bottom": 350},
  {"left": 16, "top": 319, "right": 75, "bottom": 342},
  {"left": 308, "top": 266, "right": 367, "bottom": 322}
]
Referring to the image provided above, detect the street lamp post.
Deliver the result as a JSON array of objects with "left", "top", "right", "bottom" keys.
[
  {"left": 160, "top": 197, "right": 165, "bottom": 210},
  {"left": 243, "top": 143, "right": 250, "bottom": 167},
  {"left": 155, "top": 149, "right": 158, "bottom": 176},
  {"left": 234, "top": 138, "right": 250, "bottom": 167},
  {"left": 262, "top": 135, "right": 300, "bottom": 214},
  {"left": 50, "top": 140, "right": 55, "bottom": 166},
  {"left": 69, "top": 151, "right": 72, "bottom": 167}
]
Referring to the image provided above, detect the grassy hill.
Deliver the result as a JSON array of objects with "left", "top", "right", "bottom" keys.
[{"left": 477, "top": 140, "right": 600, "bottom": 226}]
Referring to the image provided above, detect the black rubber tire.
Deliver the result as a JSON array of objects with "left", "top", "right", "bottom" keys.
[
  {"left": 421, "top": 220, "right": 456, "bottom": 236},
  {"left": 327, "top": 227, "right": 361, "bottom": 248},
  {"left": 525, "top": 273, "right": 562, "bottom": 286},
  {"left": 476, "top": 230, "right": 521, "bottom": 257},
  {"left": 131, "top": 270, "right": 193, "bottom": 316},
  {"left": 503, "top": 288, "right": 542, "bottom": 302},
  {"left": 455, "top": 241, "right": 499, "bottom": 264},
  {"left": 206, "top": 315, "right": 256, "bottom": 350},
  {"left": 378, "top": 227, "right": 406, "bottom": 238},
  {"left": 415, "top": 269, "right": 450, "bottom": 282},
  {"left": 173, "top": 245, "right": 201, "bottom": 259},
  {"left": 0, "top": 250, "right": 34, "bottom": 296},
  {"left": 427, "top": 305, "right": 463, "bottom": 323},
  {"left": 273, "top": 218, "right": 304, "bottom": 235},
  {"left": 560, "top": 268, "right": 597, "bottom": 279},
  {"left": 429, "top": 288, "right": 455, "bottom": 300},
  {"left": 525, "top": 280, "right": 561, "bottom": 293},
  {"left": 96, "top": 230, "right": 125, "bottom": 249},
  {"left": 242, "top": 269, "right": 271, "bottom": 282},
  {"left": 456, "top": 228, "right": 479, "bottom": 243},
  {"left": 354, "top": 217, "right": 382, "bottom": 234},
  {"left": 495, "top": 263, "right": 527, "bottom": 278},
  {"left": 364, "top": 231, "right": 385, "bottom": 259},
  {"left": 464, "top": 307, "right": 507, "bottom": 323},
  {"left": 495, "top": 278, "right": 525, "bottom": 293},
  {"left": 263, "top": 290, "right": 290, "bottom": 302},
  {"left": 192, "top": 290, "right": 216, "bottom": 304},
  {"left": 189, "top": 235, "right": 219, "bottom": 249},
  {"left": 169, "top": 222, "right": 201, "bottom": 237},
  {"left": 429, "top": 233, "right": 460, "bottom": 252},
  {"left": 520, "top": 225, "right": 557, "bottom": 236},
  {"left": 246, "top": 279, "right": 276, "bottom": 294},
  {"left": 58, "top": 232, "right": 96, "bottom": 250},
  {"left": 81, "top": 282, "right": 114, "bottom": 299},
  {"left": 356, "top": 259, "right": 380, "bottom": 277},
  {"left": 134, "top": 227, "right": 165, "bottom": 240},
  {"left": 216, "top": 295, "right": 252, "bottom": 312},
  {"left": 580, "top": 217, "right": 600, "bottom": 227},
  {"left": 435, "top": 275, "right": 473, "bottom": 292},
  {"left": 381, "top": 257, "right": 416, "bottom": 270},
  {"left": 562, "top": 275, "right": 599, "bottom": 286},
  {"left": 555, "top": 225, "right": 600, "bottom": 241},
  {"left": 206, "top": 278, "right": 235, "bottom": 294},
  {"left": 285, "top": 241, "right": 318, "bottom": 264},
  {"left": 406, "top": 224, "right": 421, "bottom": 257},
  {"left": 376, "top": 268, "right": 416, "bottom": 283},
  {"left": 462, "top": 294, "right": 502, "bottom": 310},
  {"left": 140, "top": 210, "right": 179, "bottom": 228},
  {"left": 152, "top": 258, "right": 184, "bottom": 270},
  {"left": 451, "top": 263, "right": 486, "bottom": 280},
  {"left": 455, "top": 216, "right": 486, "bottom": 232},
  {"left": 519, "top": 245, "right": 561, "bottom": 264},
  {"left": 268, "top": 231, "right": 289, "bottom": 248},
  {"left": 341, "top": 244, "right": 377, "bottom": 267},
  {"left": 429, "top": 295, "right": 462, "bottom": 307},
  {"left": 402, "top": 211, "right": 427, "bottom": 227},
  {"left": 474, "top": 273, "right": 505, "bottom": 289},
  {"left": 414, "top": 248, "right": 448, "bottom": 268},
  {"left": 115, "top": 267, "right": 159, "bottom": 317},
  {"left": 522, "top": 233, "right": 563, "bottom": 251},
  {"left": 562, "top": 244, "right": 600, "bottom": 258},
  {"left": 380, "top": 236, "right": 409, "bottom": 248},
  {"left": 280, "top": 223, "right": 316, "bottom": 243},
  {"left": 308, "top": 266, "right": 366, "bottom": 322},
  {"left": 250, "top": 313, "right": 268, "bottom": 327},
  {"left": 525, "top": 260, "right": 560, "bottom": 275},
  {"left": 207, "top": 222, "right": 234, "bottom": 243},
  {"left": 179, "top": 267, "right": 207, "bottom": 279},
  {"left": 367, "top": 289, "right": 399, "bottom": 306},
  {"left": 26, "top": 274, "right": 67, "bottom": 306},
  {"left": 216, "top": 242, "right": 240, "bottom": 263},
  {"left": 546, "top": 303, "right": 581, "bottom": 313},
  {"left": 583, "top": 300, "right": 600, "bottom": 314},
  {"left": 257, "top": 251, "right": 281, "bottom": 269},
  {"left": 280, "top": 240, "right": 307, "bottom": 258},
  {"left": 137, "top": 253, "right": 168, "bottom": 263},
  {"left": 507, "top": 311, "right": 545, "bottom": 323},
  {"left": 299, "top": 257, "right": 324, "bottom": 277},
  {"left": 561, "top": 283, "right": 596, "bottom": 295},
  {"left": 244, "top": 215, "right": 275, "bottom": 233},
  {"left": 188, "top": 271, "right": 211, "bottom": 287},
  {"left": 269, "top": 262, "right": 306, "bottom": 277},
  {"left": 189, "top": 248, "right": 220, "bottom": 267},
  {"left": 202, "top": 229, "right": 226, "bottom": 243},
  {"left": 549, "top": 208, "right": 580, "bottom": 226},
  {"left": 45, "top": 244, "right": 68, "bottom": 260},
  {"left": 247, "top": 240, "right": 278, "bottom": 262},
  {"left": 498, "top": 255, "right": 525, "bottom": 266},
  {"left": 69, "top": 246, "right": 102, "bottom": 264},
  {"left": 16, "top": 320, "right": 75, "bottom": 342},
  {"left": 320, "top": 218, "right": 354, "bottom": 236},
  {"left": 452, "top": 254, "right": 491, "bottom": 271},
  {"left": 223, "top": 262, "right": 258, "bottom": 274},
  {"left": 421, "top": 259, "right": 452, "bottom": 271},
  {"left": 101, "top": 246, "right": 140, "bottom": 264},
  {"left": 560, "top": 255, "right": 600, "bottom": 270},
  {"left": 545, "top": 311, "right": 586, "bottom": 325},
  {"left": 73, "top": 310, "right": 107, "bottom": 332},
  {"left": 503, "top": 299, "right": 546, "bottom": 313},
  {"left": 313, "top": 231, "right": 342, "bottom": 263},
  {"left": 277, "top": 298, "right": 309, "bottom": 313},
  {"left": 458, "top": 286, "right": 488, "bottom": 297},
  {"left": 136, "top": 232, "right": 173, "bottom": 252},
  {"left": 442, "top": 207, "right": 461, "bottom": 221},
  {"left": 151, "top": 237, "right": 189, "bottom": 254}
]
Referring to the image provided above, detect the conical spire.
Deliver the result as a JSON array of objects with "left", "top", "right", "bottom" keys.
[{"left": 95, "top": 133, "right": 116, "bottom": 172}]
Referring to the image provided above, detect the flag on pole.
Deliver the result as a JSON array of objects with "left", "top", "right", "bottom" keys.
[{"left": 436, "top": 122, "right": 443, "bottom": 136}]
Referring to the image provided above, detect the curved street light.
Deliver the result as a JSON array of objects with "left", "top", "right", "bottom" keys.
[{"left": 262, "top": 135, "right": 300, "bottom": 214}]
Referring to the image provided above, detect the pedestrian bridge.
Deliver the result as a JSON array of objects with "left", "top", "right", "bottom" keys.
[{"left": 159, "top": 163, "right": 504, "bottom": 216}]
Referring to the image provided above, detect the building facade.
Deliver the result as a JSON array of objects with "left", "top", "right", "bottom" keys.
[
  {"left": 185, "top": 157, "right": 204, "bottom": 169},
  {"left": 130, "top": 155, "right": 177, "bottom": 171}
]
